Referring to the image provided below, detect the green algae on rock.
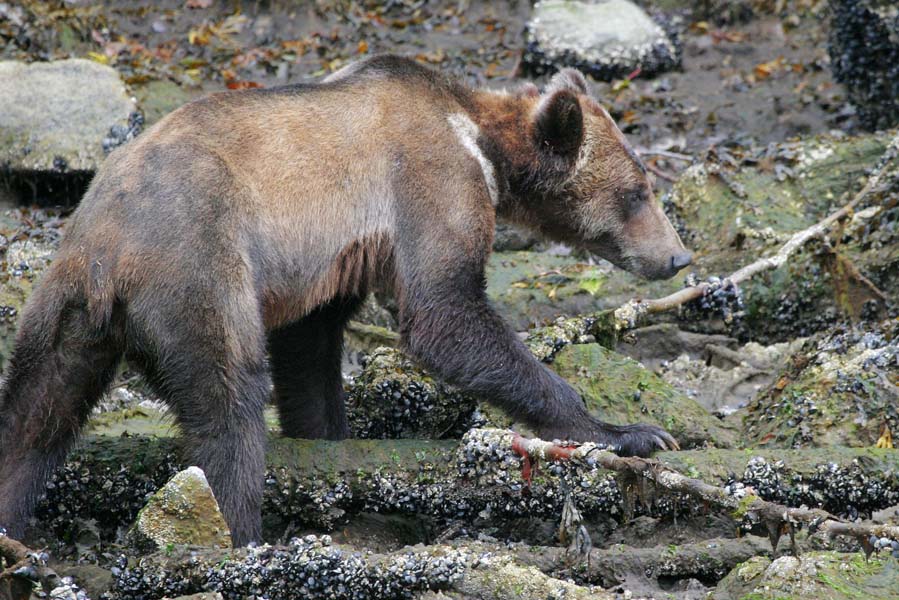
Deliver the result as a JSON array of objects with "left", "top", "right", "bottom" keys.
[
  {"left": 712, "top": 551, "right": 899, "bottom": 600},
  {"left": 550, "top": 343, "right": 738, "bottom": 449},
  {"left": 667, "top": 130, "right": 898, "bottom": 342},
  {"left": 486, "top": 251, "right": 679, "bottom": 332}
]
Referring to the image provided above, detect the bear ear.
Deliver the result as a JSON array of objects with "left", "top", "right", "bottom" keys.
[
  {"left": 517, "top": 81, "right": 540, "bottom": 98},
  {"left": 532, "top": 88, "right": 584, "bottom": 156},
  {"left": 547, "top": 68, "right": 589, "bottom": 95}
]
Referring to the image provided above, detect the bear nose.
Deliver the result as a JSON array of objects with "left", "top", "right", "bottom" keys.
[{"left": 671, "top": 252, "right": 692, "bottom": 271}]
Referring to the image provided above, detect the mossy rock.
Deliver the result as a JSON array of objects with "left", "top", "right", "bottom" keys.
[
  {"left": 668, "top": 130, "right": 898, "bottom": 342},
  {"left": 132, "top": 79, "right": 203, "bottom": 127},
  {"left": 712, "top": 552, "right": 899, "bottom": 600},
  {"left": 86, "top": 404, "right": 175, "bottom": 437},
  {"left": 739, "top": 318, "right": 899, "bottom": 449},
  {"left": 550, "top": 343, "right": 737, "bottom": 448}
]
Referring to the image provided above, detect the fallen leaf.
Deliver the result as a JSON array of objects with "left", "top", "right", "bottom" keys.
[
  {"left": 753, "top": 57, "right": 785, "bottom": 80},
  {"left": 86, "top": 51, "right": 109, "bottom": 64},
  {"left": 186, "top": 0, "right": 214, "bottom": 8},
  {"left": 875, "top": 423, "right": 893, "bottom": 449},
  {"left": 188, "top": 26, "right": 211, "bottom": 46},
  {"left": 226, "top": 80, "right": 263, "bottom": 90}
]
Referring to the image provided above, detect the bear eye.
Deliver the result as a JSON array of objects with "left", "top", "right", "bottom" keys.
[{"left": 626, "top": 190, "right": 646, "bottom": 205}]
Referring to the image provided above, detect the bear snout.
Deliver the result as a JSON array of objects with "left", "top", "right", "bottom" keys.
[{"left": 671, "top": 252, "right": 692, "bottom": 271}]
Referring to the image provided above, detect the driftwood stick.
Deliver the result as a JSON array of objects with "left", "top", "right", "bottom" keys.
[
  {"left": 0, "top": 535, "right": 59, "bottom": 599},
  {"left": 636, "top": 148, "right": 694, "bottom": 162},
  {"left": 613, "top": 131, "right": 899, "bottom": 327},
  {"left": 509, "top": 432, "right": 899, "bottom": 550}
]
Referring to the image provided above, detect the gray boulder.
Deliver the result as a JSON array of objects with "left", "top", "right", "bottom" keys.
[
  {"left": 0, "top": 59, "right": 137, "bottom": 172},
  {"left": 522, "top": 0, "right": 680, "bottom": 81}
]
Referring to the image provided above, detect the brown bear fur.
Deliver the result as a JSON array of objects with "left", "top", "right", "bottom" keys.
[{"left": 0, "top": 56, "right": 689, "bottom": 545}]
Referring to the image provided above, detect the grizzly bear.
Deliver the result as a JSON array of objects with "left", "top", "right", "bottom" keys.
[{"left": 0, "top": 55, "right": 690, "bottom": 545}]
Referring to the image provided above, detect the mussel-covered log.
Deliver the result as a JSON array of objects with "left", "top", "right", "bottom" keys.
[
  {"left": 103, "top": 537, "right": 620, "bottom": 600},
  {"left": 34, "top": 431, "right": 899, "bottom": 543}
]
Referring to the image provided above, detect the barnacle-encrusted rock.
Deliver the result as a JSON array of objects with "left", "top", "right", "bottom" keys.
[
  {"left": 525, "top": 314, "right": 599, "bottom": 362},
  {"left": 107, "top": 535, "right": 470, "bottom": 600},
  {"left": 129, "top": 467, "right": 232, "bottom": 550},
  {"left": 521, "top": 0, "right": 680, "bottom": 81},
  {"left": 0, "top": 59, "right": 136, "bottom": 172},
  {"left": 740, "top": 318, "right": 899, "bottom": 450},
  {"left": 658, "top": 336, "right": 804, "bottom": 415},
  {"left": 713, "top": 551, "right": 899, "bottom": 600},
  {"left": 346, "top": 347, "right": 478, "bottom": 439},
  {"left": 828, "top": 0, "right": 899, "bottom": 130},
  {"left": 666, "top": 448, "right": 899, "bottom": 521},
  {"left": 667, "top": 130, "right": 899, "bottom": 342}
]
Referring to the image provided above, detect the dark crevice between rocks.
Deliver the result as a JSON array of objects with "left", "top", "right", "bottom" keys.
[{"left": 0, "top": 168, "right": 93, "bottom": 208}]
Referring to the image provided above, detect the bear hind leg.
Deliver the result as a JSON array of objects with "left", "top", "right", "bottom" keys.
[
  {"left": 267, "top": 296, "right": 363, "bottom": 440},
  {"left": 129, "top": 289, "right": 270, "bottom": 546},
  {"left": 0, "top": 294, "right": 123, "bottom": 539}
]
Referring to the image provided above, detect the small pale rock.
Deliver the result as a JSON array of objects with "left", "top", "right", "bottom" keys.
[
  {"left": 131, "top": 466, "right": 231, "bottom": 549},
  {"left": 0, "top": 59, "right": 136, "bottom": 171}
]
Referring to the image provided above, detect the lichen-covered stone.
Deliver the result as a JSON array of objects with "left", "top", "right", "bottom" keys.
[
  {"left": 345, "top": 347, "right": 478, "bottom": 439},
  {"left": 740, "top": 318, "right": 899, "bottom": 450},
  {"left": 0, "top": 59, "right": 137, "bottom": 171},
  {"left": 713, "top": 551, "right": 899, "bottom": 600},
  {"left": 522, "top": 0, "right": 680, "bottom": 81},
  {"left": 130, "top": 467, "right": 232, "bottom": 550}
]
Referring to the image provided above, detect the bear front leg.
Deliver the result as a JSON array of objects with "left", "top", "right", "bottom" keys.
[{"left": 398, "top": 277, "right": 677, "bottom": 457}]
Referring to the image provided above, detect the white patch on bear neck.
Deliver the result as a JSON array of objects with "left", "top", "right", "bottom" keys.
[{"left": 447, "top": 113, "right": 499, "bottom": 207}]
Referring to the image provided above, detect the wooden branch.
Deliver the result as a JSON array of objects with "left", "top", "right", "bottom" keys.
[
  {"left": 509, "top": 432, "right": 899, "bottom": 552},
  {"left": 636, "top": 148, "right": 694, "bottom": 162},
  {"left": 0, "top": 535, "right": 58, "bottom": 600},
  {"left": 612, "top": 131, "right": 899, "bottom": 329},
  {"left": 644, "top": 159, "right": 678, "bottom": 183}
]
